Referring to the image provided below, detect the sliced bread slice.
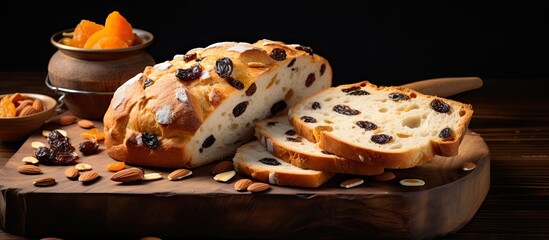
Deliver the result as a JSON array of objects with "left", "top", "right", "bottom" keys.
[
  {"left": 255, "top": 115, "right": 384, "bottom": 175},
  {"left": 288, "top": 81, "right": 473, "bottom": 169},
  {"left": 233, "top": 141, "right": 334, "bottom": 188}
]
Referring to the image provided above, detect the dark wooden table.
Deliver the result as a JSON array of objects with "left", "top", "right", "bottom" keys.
[{"left": 1, "top": 72, "right": 548, "bottom": 239}]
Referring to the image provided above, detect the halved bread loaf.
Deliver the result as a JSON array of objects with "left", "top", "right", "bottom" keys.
[
  {"left": 255, "top": 115, "right": 384, "bottom": 175},
  {"left": 103, "top": 40, "right": 332, "bottom": 169},
  {"left": 233, "top": 141, "right": 334, "bottom": 188},
  {"left": 288, "top": 81, "right": 473, "bottom": 169}
]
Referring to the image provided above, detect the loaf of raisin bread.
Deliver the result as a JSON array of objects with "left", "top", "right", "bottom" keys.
[
  {"left": 255, "top": 115, "right": 385, "bottom": 175},
  {"left": 288, "top": 81, "right": 473, "bottom": 169},
  {"left": 103, "top": 40, "right": 332, "bottom": 168},
  {"left": 233, "top": 141, "right": 334, "bottom": 188}
]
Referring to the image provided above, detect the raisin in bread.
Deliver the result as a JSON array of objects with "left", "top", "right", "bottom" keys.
[
  {"left": 103, "top": 40, "right": 332, "bottom": 169},
  {"left": 288, "top": 81, "right": 473, "bottom": 169},
  {"left": 233, "top": 141, "right": 334, "bottom": 188},
  {"left": 255, "top": 115, "right": 384, "bottom": 175}
]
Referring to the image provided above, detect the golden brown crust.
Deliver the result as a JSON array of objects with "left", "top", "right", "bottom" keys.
[
  {"left": 234, "top": 160, "right": 334, "bottom": 188},
  {"left": 104, "top": 39, "right": 331, "bottom": 169},
  {"left": 256, "top": 127, "right": 385, "bottom": 175}
]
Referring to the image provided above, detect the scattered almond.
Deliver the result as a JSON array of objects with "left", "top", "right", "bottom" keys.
[
  {"left": 32, "top": 99, "right": 44, "bottom": 112},
  {"left": 77, "top": 119, "right": 95, "bottom": 129},
  {"left": 78, "top": 171, "right": 99, "bottom": 182},
  {"left": 33, "top": 177, "right": 56, "bottom": 187},
  {"left": 167, "top": 169, "right": 192, "bottom": 181},
  {"left": 75, "top": 163, "right": 93, "bottom": 171},
  {"left": 211, "top": 160, "right": 234, "bottom": 175},
  {"left": 54, "top": 129, "right": 68, "bottom": 137},
  {"left": 19, "top": 105, "right": 37, "bottom": 116},
  {"left": 58, "top": 115, "right": 77, "bottom": 126},
  {"left": 247, "top": 182, "right": 270, "bottom": 193},
  {"left": 247, "top": 61, "right": 266, "bottom": 68},
  {"left": 340, "top": 178, "right": 364, "bottom": 189},
  {"left": 143, "top": 173, "right": 163, "bottom": 181},
  {"left": 17, "top": 165, "right": 42, "bottom": 174},
  {"left": 213, "top": 170, "right": 236, "bottom": 182},
  {"left": 31, "top": 141, "right": 46, "bottom": 149},
  {"left": 64, "top": 167, "right": 80, "bottom": 179},
  {"left": 110, "top": 167, "right": 144, "bottom": 183},
  {"left": 42, "top": 130, "right": 52, "bottom": 138},
  {"left": 371, "top": 172, "right": 396, "bottom": 181},
  {"left": 22, "top": 156, "right": 39, "bottom": 165},
  {"left": 234, "top": 178, "right": 253, "bottom": 191},
  {"left": 400, "top": 179, "right": 425, "bottom": 187},
  {"left": 461, "top": 162, "right": 477, "bottom": 171}
]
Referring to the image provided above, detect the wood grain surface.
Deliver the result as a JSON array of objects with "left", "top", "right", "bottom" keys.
[
  {"left": 1, "top": 73, "right": 548, "bottom": 240},
  {"left": 0, "top": 111, "right": 489, "bottom": 239}
]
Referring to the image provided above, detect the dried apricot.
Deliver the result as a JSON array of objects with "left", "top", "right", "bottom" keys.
[
  {"left": 68, "top": 20, "right": 104, "bottom": 48},
  {"left": 106, "top": 161, "right": 125, "bottom": 172},
  {"left": 83, "top": 11, "right": 133, "bottom": 49},
  {"left": 80, "top": 128, "right": 105, "bottom": 141},
  {"left": 0, "top": 95, "right": 16, "bottom": 118}
]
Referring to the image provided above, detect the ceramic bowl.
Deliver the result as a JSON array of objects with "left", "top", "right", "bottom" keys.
[{"left": 0, "top": 93, "right": 57, "bottom": 142}]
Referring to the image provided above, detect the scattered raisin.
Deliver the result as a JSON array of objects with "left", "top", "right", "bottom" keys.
[
  {"left": 287, "top": 58, "right": 296, "bottom": 67},
  {"left": 356, "top": 121, "right": 377, "bottom": 130},
  {"left": 295, "top": 45, "right": 313, "bottom": 55},
  {"left": 285, "top": 129, "right": 296, "bottom": 135},
  {"left": 305, "top": 73, "right": 316, "bottom": 87},
  {"left": 320, "top": 64, "right": 326, "bottom": 76},
  {"left": 35, "top": 147, "right": 55, "bottom": 165},
  {"left": 259, "top": 157, "right": 280, "bottom": 166},
  {"left": 78, "top": 140, "right": 99, "bottom": 156},
  {"left": 183, "top": 52, "right": 197, "bottom": 62},
  {"left": 143, "top": 78, "right": 154, "bottom": 89},
  {"left": 371, "top": 134, "right": 393, "bottom": 144},
  {"left": 439, "top": 127, "right": 453, "bottom": 139},
  {"left": 333, "top": 104, "right": 361, "bottom": 115},
  {"left": 141, "top": 133, "right": 159, "bottom": 149},
  {"left": 175, "top": 64, "right": 202, "bottom": 81},
  {"left": 226, "top": 77, "right": 244, "bottom": 90},
  {"left": 341, "top": 86, "right": 361, "bottom": 93},
  {"left": 55, "top": 152, "right": 78, "bottom": 165},
  {"left": 348, "top": 90, "right": 370, "bottom": 96},
  {"left": 215, "top": 57, "right": 233, "bottom": 77},
  {"left": 270, "top": 100, "right": 287, "bottom": 116},
  {"left": 300, "top": 116, "right": 317, "bottom": 123},
  {"left": 233, "top": 101, "right": 249, "bottom": 117},
  {"left": 388, "top": 92, "right": 410, "bottom": 101},
  {"left": 286, "top": 137, "right": 302, "bottom": 142},
  {"left": 245, "top": 83, "right": 257, "bottom": 96},
  {"left": 269, "top": 48, "right": 286, "bottom": 61},
  {"left": 202, "top": 135, "right": 216, "bottom": 149},
  {"left": 312, "top": 102, "right": 321, "bottom": 110},
  {"left": 430, "top": 99, "right": 450, "bottom": 113}
]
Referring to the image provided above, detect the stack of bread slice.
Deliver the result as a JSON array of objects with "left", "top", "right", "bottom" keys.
[{"left": 233, "top": 81, "right": 474, "bottom": 188}]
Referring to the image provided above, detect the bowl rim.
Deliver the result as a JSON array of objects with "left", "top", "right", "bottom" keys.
[
  {"left": 0, "top": 93, "right": 57, "bottom": 120},
  {"left": 51, "top": 28, "right": 154, "bottom": 53}
]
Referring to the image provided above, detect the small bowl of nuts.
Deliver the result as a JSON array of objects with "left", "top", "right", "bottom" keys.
[{"left": 0, "top": 93, "right": 57, "bottom": 142}]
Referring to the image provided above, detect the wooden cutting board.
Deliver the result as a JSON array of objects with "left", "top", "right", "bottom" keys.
[
  {"left": 0, "top": 119, "right": 489, "bottom": 239},
  {"left": 0, "top": 77, "right": 488, "bottom": 239}
]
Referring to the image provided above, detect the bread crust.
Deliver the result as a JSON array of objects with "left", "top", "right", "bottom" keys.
[
  {"left": 255, "top": 119, "right": 385, "bottom": 175},
  {"left": 289, "top": 81, "right": 474, "bottom": 169},
  {"left": 233, "top": 141, "right": 334, "bottom": 188},
  {"left": 104, "top": 40, "right": 332, "bottom": 169}
]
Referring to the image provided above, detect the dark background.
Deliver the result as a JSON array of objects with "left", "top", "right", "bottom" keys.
[{"left": 1, "top": 1, "right": 548, "bottom": 86}]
